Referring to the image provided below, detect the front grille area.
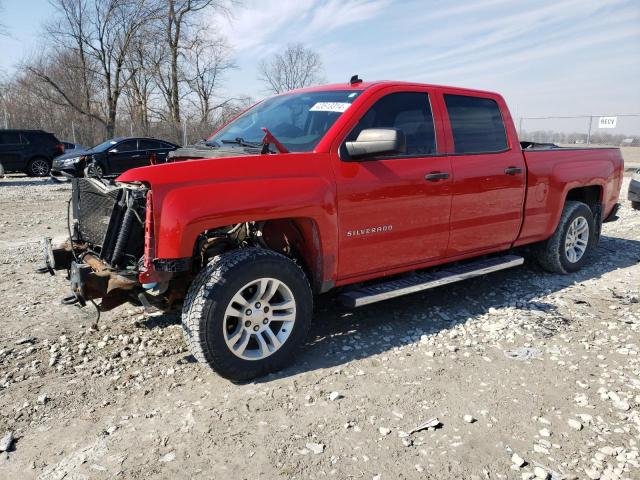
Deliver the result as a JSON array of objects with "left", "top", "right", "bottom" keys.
[
  {"left": 72, "top": 178, "right": 123, "bottom": 246},
  {"left": 71, "top": 178, "right": 146, "bottom": 268}
]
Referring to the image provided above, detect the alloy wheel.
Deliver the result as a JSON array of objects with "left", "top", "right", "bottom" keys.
[
  {"left": 564, "top": 216, "right": 589, "bottom": 263},
  {"left": 31, "top": 159, "right": 49, "bottom": 176},
  {"left": 222, "top": 278, "right": 296, "bottom": 361}
]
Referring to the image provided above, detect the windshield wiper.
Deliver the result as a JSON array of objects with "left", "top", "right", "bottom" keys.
[{"left": 220, "top": 137, "right": 263, "bottom": 148}]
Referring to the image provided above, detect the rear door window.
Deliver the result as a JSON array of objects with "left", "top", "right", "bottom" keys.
[
  {"left": 139, "top": 139, "right": 162, "bottom": 150},
  {"left": 0, "top": 132, "right": 22, "bottom": 145},
  {"left": 345, "top": 92, "right": 437, "bottom": 157},
  {"left": 444, "top": 94, "right": 507, "bottom": 154}
]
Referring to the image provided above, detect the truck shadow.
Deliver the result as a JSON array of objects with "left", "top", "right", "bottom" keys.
[{"left": 258, "top": 234, "right": 640, "bottom": 382}]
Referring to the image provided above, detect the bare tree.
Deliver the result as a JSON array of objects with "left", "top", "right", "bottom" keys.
[
  {"left": 0, "top": 1, "right": 6, "bottom": 37},
  {"left": 24, "top": 0, "right": 158, "bottom": 138},
  {"left": 4, "top": 0, "right": 246, "bottom": 146},
  {"left": 123, "top": 29, "right": 158, "bottom": 135},
  {"left": 184, "top": 33, "right": 235, "bottom": 126},
  {"left": 258, "top": 43, "right": 324, "bottom": 94},
  {"left": 155, "top": 0, "right": 231, "bottom": 129}
]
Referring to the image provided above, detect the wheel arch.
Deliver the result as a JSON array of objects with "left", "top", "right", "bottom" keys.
[
  {"left": 194, "top": 216, "right": 333, "bottom": 294},
  {"left": 261, "top": 217, "right": 329, "bottom": 293},
  {"left": 88, "top": 156, "right": 107, "bottom": 174},
  {"left": 564, "top": 184, "right": 603, "bottom": 213},
  {"left": 27, "top": 155, "right": 52, "bottom": 166},
  {"left": 543, "top": 183, "right": 604, "bottom": 239}
]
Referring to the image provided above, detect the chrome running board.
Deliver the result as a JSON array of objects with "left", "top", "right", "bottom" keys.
[{"left": 338, "top": 255, "right": 524, "bottom": 308}]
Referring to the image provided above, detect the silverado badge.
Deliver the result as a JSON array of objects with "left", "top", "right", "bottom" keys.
[{"left": 346, "top": 225, "right": 393, "bottom": 237}]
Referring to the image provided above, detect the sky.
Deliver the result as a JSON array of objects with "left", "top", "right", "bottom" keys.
[{"left": 1, "top": 0, "right": 639, "bottom": 131}]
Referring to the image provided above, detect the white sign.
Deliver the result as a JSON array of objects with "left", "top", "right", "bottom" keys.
[
  {"left": 598, "top": 116, "right": 617, "bottom": 129},
  {"left": 310, "top": 102, "right": 351, "bottom": 113}
]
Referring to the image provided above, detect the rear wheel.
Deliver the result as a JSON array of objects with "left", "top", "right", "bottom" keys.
[
  {"left": 182, "top": 248, "right": 313, "bottom": 381},
  {"left": 536, "top": 201, "right": 595, "bottom": 274},
  {"left": 632, "top": 201, "right": 640, "bottom": 211},
  {"left": 27, "top": 157, "right": 51, "bottom": 177}
]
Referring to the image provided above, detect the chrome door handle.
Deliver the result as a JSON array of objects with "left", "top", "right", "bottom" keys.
[
  {"left": 504, "top": 166, "right": 523, "bottom": 175},
  {"left": 425, "top": 172, "right": 449, "bottom": 181}
]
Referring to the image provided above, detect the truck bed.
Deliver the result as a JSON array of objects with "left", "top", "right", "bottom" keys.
[{"left": 515, "top": 146, "right": 624, "bottom": 246}]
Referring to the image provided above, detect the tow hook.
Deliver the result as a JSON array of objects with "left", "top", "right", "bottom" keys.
[
  {"left": 61, "top": 293, "right": 85, "bottom": 307},
  {"left": 137, "top": 292, "right": 161, "bottom": 316},
  {"left": 67, "top": 261, "right": 91, "bottom": 307},
  {"left": 36, "top": 265, "right": 54, "bottom": 275},
  {"left": 36, "top": 237, "right": 56, "bottom": 275}
]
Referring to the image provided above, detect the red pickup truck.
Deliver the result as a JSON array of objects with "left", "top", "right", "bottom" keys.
[{"left": 43, "top": 79, "right": 624, "bottom": 380}]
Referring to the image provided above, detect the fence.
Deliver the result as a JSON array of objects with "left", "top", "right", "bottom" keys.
[
  {"left": 4, "top": 101, "right": 640, "bottom": 149},
  {"left": 517, "top": 114, "right": 640, "bottom": 147}
]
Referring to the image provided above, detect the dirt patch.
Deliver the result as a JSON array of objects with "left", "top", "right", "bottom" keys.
[{"left": 1, "top": 174, "right": 638, "bottom": 479}]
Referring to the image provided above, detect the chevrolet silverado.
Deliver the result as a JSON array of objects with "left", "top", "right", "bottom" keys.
[{"left": 41, "top": 78, "right": 624, "bottom": 380}]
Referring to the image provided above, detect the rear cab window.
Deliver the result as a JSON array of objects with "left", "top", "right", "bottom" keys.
[{"left": 444, "top": 94, "right": 508, "bottom": 154}]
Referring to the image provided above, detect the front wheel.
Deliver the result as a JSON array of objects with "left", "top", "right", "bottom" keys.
[
  {"left": 182, "top": 248, "right": 313, "bottom": 381},
  {"left": 536, "top": 201, "right": 596, "bottom": 274},
  {"left": 85, "top": 162, "right": 105, "bottom": 178}
]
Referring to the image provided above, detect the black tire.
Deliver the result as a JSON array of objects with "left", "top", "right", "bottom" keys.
[
  {"left": 632, "top": 201, "right": 640, "bottom": 211},
  {"left": 536, "top": 201, "right": 595, "bottom": 274},
  {"left": 182, "top": 248, "right": 313, "bottom": 381},
  {"left": 27, "top": 157, "right": 51, "bottom": 177}
]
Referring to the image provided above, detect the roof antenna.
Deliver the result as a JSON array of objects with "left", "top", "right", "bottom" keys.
[{"left": 349, "top": 74, "right": 363, "bottom": 85}]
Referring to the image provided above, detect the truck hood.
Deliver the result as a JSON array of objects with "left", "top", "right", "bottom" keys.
[{"left": 116, "top": 150, "right": 323, "bottom": 188}]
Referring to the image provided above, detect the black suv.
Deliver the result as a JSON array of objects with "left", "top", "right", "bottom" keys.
[
  {"left": 0, "top": 130, "right": 64, "bottom": 176},
  {"left": 51, "top": 137, "right": 179, "bottom": 178}
]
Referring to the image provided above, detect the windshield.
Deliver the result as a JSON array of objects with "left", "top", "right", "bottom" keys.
[
  {"left": 208, "top": 90, "right": 361, "bottom": 152},
  {"left": 90, "top": 139, "right": 119, "bottom": 152}
]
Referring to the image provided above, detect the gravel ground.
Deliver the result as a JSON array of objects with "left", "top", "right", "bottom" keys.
[{"left": 0, "top": 173, "right": 638, "bottom": 480}]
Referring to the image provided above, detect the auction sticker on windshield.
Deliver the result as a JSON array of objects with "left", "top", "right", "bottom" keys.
[{"left": 310, "top": 102, "right": 352, "bottom": 113}]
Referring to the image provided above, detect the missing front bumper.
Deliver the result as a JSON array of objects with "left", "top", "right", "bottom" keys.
[{"left": 38, "top": 238, "right": 140, "bottom": 311}]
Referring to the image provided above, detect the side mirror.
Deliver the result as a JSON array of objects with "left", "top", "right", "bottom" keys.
[
  {"left": 108, "top": 148, "right": 118, "bottom": 153},
  {"left": 345, "top": 128, "right": 406, "bottom": 159}
]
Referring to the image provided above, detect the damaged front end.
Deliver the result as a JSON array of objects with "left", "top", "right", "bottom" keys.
[{"left": 40, "top": 178, "right": 171, "bottom": 312}]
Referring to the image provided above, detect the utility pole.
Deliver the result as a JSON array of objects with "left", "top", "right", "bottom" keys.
[
  {"left": 587, "top": 115, "right": 593, "bottom": 145},
  {"left": 182, "top": 122, "right": 187, "bottom": 146},
  {"left": 71, "top": 121, "right": 76, "bottom": 143},
  {"left": 518, "top": 117, "right": 523, "bottom": 137},
  {"left": 3, "top": 106, "right": 7, "bottom": 129}
]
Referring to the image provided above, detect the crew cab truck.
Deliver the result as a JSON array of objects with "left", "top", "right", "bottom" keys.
[{"left": 42, "top": 79, "right": 624, "bottom": 381}]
